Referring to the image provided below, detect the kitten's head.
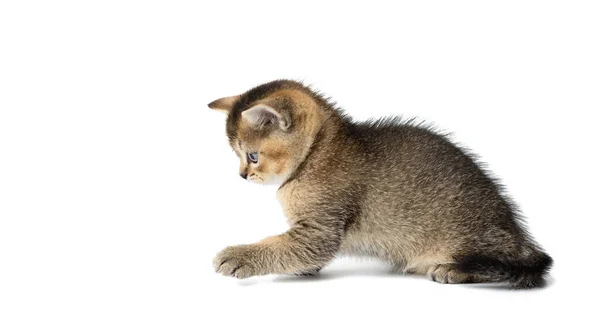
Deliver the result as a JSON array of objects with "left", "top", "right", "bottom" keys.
[{"left": 208, "top": 80, "right": 326, "bottom": 186}]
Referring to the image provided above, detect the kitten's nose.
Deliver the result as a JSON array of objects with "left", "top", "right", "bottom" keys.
[{"left": 240, "top": 172, "right": 247, "bottom": 180}]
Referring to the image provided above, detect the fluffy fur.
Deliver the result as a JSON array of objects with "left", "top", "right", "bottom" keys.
[{"left": 209, "top": 79, "right": 552, "bottom": 289}]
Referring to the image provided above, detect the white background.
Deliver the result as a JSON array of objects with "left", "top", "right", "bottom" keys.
[{"left": 1, "top": 1, "right": 599, "bottom": 330}]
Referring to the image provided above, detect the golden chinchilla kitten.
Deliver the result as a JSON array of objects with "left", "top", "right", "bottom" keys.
[{"left": 208, "top": 79, "right": 552, "bottom": 288}]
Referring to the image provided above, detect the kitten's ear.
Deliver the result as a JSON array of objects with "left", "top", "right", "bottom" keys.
[
  {"left": 241, "top": 104, "right": 291, "bottom": 131},
  {"left": 207, "top": 95, "right": 240, "bottom": 114}
]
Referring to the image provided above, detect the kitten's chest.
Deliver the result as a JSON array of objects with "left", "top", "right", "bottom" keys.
[{"left": 276, "top": 182, "right": 309, "bottom": 226}]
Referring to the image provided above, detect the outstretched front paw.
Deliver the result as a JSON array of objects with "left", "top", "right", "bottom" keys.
[{"left": 213, "top": 245, "right": 263, "bottom": 279}]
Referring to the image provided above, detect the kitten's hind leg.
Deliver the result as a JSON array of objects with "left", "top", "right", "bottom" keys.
[{"left": 428, "top": 263, "right": 484, "bottom": 284}]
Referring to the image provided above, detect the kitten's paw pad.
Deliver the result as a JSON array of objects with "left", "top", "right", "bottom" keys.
[{"left": 213, "top": 245, "right": 261, "bottom": 279}]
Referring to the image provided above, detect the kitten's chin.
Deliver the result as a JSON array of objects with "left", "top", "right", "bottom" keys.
[
  {"left": 247, "top": 172, "right": 288, "bottom": 186},
  {"left": 256, "top": 175, "right": 286, "bottom": 187}
]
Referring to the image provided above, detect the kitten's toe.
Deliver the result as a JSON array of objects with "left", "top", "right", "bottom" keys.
[
  {"left": 217, "top": 259, "right": 240, "bottom": 276},
  {"left": 429, "top": 265, "right": 450, "bottom": 284},
  {"left": 428, "top": 264, "right": 473, "bottom": 284},
  {"left": 213, "top": 245, "right": 261, "bottom": 278}
]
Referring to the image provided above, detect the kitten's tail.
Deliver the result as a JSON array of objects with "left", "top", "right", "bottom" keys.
[{"left": 456, "top": 249, "right": 553, "bottom": 289}]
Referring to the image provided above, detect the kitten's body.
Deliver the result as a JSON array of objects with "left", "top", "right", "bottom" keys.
[{"left": 209, "top": 80, "right": 552, "bottom": 288}]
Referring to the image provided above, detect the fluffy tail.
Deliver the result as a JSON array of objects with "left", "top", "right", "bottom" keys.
[{"left": 456, "top": 251, "right": 553, "bottom": 289}]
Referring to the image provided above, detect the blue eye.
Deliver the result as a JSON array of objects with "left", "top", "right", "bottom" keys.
[{"left": 247, "top": 152, "right": 258, "bottom": 163}]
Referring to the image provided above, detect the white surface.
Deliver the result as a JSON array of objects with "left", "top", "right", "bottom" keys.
[{"left": 1, "top": 1, "right": 599, "bottom": 330}]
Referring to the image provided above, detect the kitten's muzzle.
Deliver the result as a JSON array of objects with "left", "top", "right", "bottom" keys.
[{"left": 240, "top": 172, "right": 247, "bottom": 180}]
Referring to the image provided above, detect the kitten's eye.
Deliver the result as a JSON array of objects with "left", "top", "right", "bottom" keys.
[{"left": 247, "top": 152, "right": 258, "bottom": 163}]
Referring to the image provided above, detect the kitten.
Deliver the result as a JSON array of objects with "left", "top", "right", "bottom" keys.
[{"left": 208, "top": 79, "right": 552, "bottom": 288}]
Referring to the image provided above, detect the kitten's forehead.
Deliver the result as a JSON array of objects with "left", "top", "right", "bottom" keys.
[{"left": 233, "top": 137, "right": 258, "bottom": 152}]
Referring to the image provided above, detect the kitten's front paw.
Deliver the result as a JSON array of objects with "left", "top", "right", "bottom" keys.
[{"left": 213, "top": 245, "right": 263, "bottom": 279}]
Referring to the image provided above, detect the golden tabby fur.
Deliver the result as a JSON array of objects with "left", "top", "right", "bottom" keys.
[{"left": 209, "top": 80, "right": 552, "bottom": 288}]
